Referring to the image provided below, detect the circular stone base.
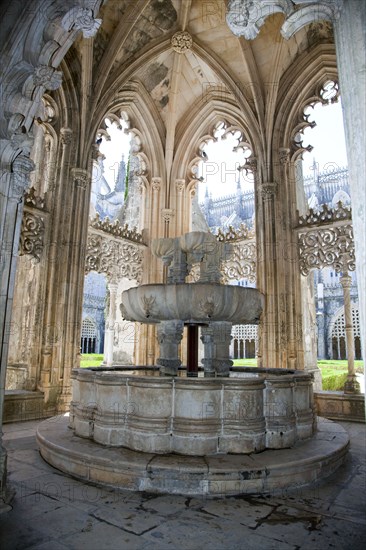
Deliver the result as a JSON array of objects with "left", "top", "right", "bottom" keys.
[{"left": 37, "top": 416, "right": 349, "bottom": 497}]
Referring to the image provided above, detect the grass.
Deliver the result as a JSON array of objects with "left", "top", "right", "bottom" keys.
[
  {"left": 232, "top": 358, "right": 364, "bottom": 391},
  {"left": 232, "top": 359, "right": 258, "bottom": 367},
  {"left": 79, "top": 355, "right": 364, "bottom": 390},
  {"left": 80, "top": 354, "right": 104, "bottom": 368}
]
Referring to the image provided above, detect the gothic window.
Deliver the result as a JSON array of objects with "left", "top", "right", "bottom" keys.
[
  {"left": 231, "top": 324, "right": 258, "bottom": 359},
  {"left": 330, "top": 308, "right": 362, "bottom": 360},
  {"left": 91, "top": 115, "right": 132, "bottom": 221},
  {"left": 81, "top": 318, "right": 97, "bottom": 354},
  {"left": 194, "top": 120, "right": 254, "bottom": 234}
]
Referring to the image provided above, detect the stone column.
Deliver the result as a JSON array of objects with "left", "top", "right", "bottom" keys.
[
  {"left": 334, "top": 0, "right": 366, "bottom": 369},
  {"left": 156, "top": 320, "right": 184, "bottom": 376},
  {"left": 104, "top": 280, "right": 118, "bottom": 367},
  {"left": 201, "top": 325, "right": 215, "bottom": 377},
  {"left": 341, "top": 273, "right": 360, "bottom": 394},
  {"left": 187, "top": 324, "right": 199, "bottom": 377},
  {"left": 256, "top": 182, "right": 279, "bottom": 369},
  {"left": 211, "top": 321, "right": 233, "bottom": 377},
  {"left": 0, "top": 153, "right": 34, "bottom": 505},
  {"left": 39, "top": 128, "right": 73, "bottom": 400},
  {"left": 58, "top": 167, "right": 92, "bottom": 410}
]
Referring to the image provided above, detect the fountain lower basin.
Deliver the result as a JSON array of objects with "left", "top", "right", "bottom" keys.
[{"left": 69, "top": 367, "right": 316, "bottom": 456}]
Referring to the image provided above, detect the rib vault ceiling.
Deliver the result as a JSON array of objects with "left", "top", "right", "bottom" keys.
[{"left": 64, "top": 0, "right": 335, "bottom": 173}]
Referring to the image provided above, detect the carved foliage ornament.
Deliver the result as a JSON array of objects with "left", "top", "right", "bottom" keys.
[
  {"left": 297, "top": 201, "right": 351, "bottom": 226},
  {"left": 33, "top": 65, "right": 62, "bottom": 91},
  {"left": 85, "top": 233, "right": 143, "bottom": 282},
  {"left": 19, "top": 212, "right": 45, "bottom": 262},
  {"left": 11, "top": 155, "right": 34, "bottom": 201},
  {"left": 72, "top": 169, "right": 90, "bottom": 191},
  {"left": 226, "top": 0, "right": 294, "bottom": 39},
  {"left": 221, "top": 242, "right": 256, "bottom": 282},
  {"left": 62, "top": 8, "right": 102, "bottom": 39},
  {"left": 24, "top": 186, "right": 47, "bottom": 210},
  {"left": 298, "top": 224, "right": 355, "bottom": 276},
  {"left": 171, "top": 31, "right": 193, "bottom": 53},
  {"left": 90, "top": 214, "right": 143, "bottom": 243},
  {"left": 198, "top": 295, "right": 217, "bottom": 318},
  {"left": 216, "top": 223, "right": 255, "bottom": 242},
  {"left": 226, "top": 1, "right": 343, "bottom": 40}
]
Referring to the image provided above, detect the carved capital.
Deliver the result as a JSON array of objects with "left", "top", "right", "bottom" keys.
[
  {"left": 279, "top": 148, "right": 291, "bottom": 165},
  {"left": 72, "top": 168, "right": 90, "bottom": 191},
  {"left": 151, "top": 177, "right": 161, "bottom": 192},
  {"left": 259, "top": 182, "right": 277, "bottom": 201},
  {"left": 62, "top": 8, "right": 102, "bottom": 38},
  {"left": 175, "top": 179, "right": 185, "bottom": 192},
  {"left": 60, "top": 128, "right": 73, "bottom": 146},
  {"left": 340, "top": 274, "right": 352, "bottom": 289},
  {"left": 33, "top": 65, "right": 62, "bottom": 91},
  {"left": 171, "top": 31, "right": 193, "bottom": 53}
]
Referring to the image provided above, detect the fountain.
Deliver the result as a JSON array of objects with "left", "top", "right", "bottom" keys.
[{"left": 36, "top": 232, "right": 350, "bottom": 496}]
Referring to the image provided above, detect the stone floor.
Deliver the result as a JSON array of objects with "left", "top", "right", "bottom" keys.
[{"left": 1, "top": 419, "right": 365, "bottom": 550}]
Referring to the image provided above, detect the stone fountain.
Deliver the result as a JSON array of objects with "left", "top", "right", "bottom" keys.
[
  {"left": 122, "top": 231, "right": 264, "bottom": 377},
  {"left": 36, "top": 232, "right": 350, "bottom": 496}
]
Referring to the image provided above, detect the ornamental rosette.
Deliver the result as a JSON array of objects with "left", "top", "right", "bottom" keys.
[{"left": 171, "top": 31, "right": 193, "bottom": 53}]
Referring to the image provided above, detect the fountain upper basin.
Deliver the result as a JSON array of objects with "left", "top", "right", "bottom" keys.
[{"left": 121, "top": 283, "right": 264, "bottom": 324}]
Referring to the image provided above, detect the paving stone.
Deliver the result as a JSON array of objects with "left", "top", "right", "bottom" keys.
[
  {"left": 91, "top": 505, "right": 165, "bottom": 535},
  {"left": 62, "top": 519, "right": 144, "bottom": 550},
  {"left": 199, "top": 496, "right": 275, "bottom": 528},
  {"left": 140, "top": 493, "right": 191, "bottom": 515},
  {"left": 0, "top": 513, "right": 51, "bottom": 550},
  {"left": 31, "top": 505, "right": 95, "bottom": 539},
  {"left": 1, "top": 419, "right": 365, "bottom": 550},
  {"left": 299, "top": 517, "right": 366, "bottom": 550},
  {"left": 30, "top": 541, "right": 70, "bottom": 550}
]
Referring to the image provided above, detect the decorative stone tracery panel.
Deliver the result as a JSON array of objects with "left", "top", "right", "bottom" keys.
[
  {"left": 298, "top": 224, "right": 355, "bottom": 276},
  {"left": 19, "top": 212, "right": 45, "bottom": 263},
  {"left": 221, "top": 242, "right": 256, "bottom": 283},
  {"left": 85, "top": 229, "right": 144, "bottom": 283},
  {"left": 296, "top": 202, "right": 355, "bottom": 276}
]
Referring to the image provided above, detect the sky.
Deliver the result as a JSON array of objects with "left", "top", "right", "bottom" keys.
[
  {"left": 98, "top": 100, "right": 348, "bottom": 201},
  {"left": 98, "top": 120, "right": 131, "bottom": 189}
]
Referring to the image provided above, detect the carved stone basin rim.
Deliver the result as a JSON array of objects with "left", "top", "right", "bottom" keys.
[{"left": 121, "top": 283, "right": 264, "bottom": 324}]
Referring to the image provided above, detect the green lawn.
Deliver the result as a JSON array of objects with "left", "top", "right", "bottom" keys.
[
  {"left": 232, "top": 358, "right": 363, "bottom": 371},
  {"left": 232, "top": 359, "right": 258, "bottom": 367},
  {"left": 79, "top": 355, "right": 364, "bottom": 391},
  {"left": 80, "top": 354, "right": 104, "bottom": 368},
  {"left": 232, "top": 358, "right": 364, "bottom": 391}
]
